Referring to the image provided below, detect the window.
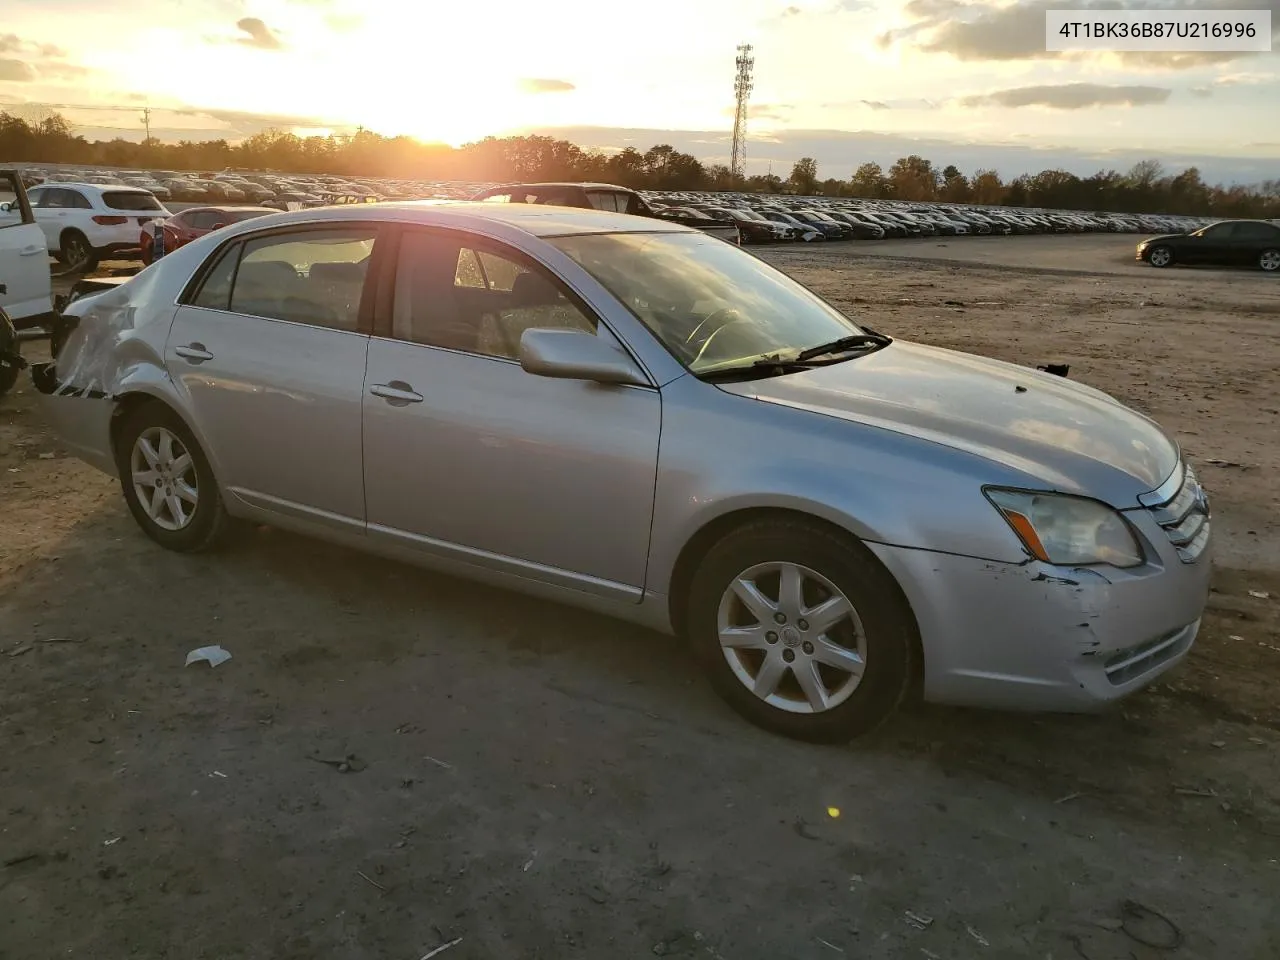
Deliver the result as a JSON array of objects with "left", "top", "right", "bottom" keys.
[
  {"left": 0, "top": 172, "right": 31, "bottom": 228},
  {"left": 187, "top": 211, "right": 220, "bottom": 230},
  {"left": 36, "top": 188, "right": 67, "bottom": 209},
  {"left": 551, "top": 231, "right": 864, "bottom": 373},
  {"left": 102, "top": 190, "right": 163, "bottom": 212},
  {"left": 586, "top": 191, "right": 622, "bottom": 212},
  {"left": 66, "top": 190, "right": 92, "bottom": 210},
  {"left": 1235, "top": 222, "right": 1279, "bottom": 241},
  {"left": 1198, "top": 222, "right": 1236, "bottom": 240},
  {"left": 392, "top": 231, "right": 597, "bottom": 359},
  {"left": 190, "top": 242, "right": 241, "bottom": 311},
  {"left": 220, "top": 228, "right": 376, "bottom": 330}
]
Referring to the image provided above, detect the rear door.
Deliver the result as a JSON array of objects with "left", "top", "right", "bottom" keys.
[
  {"left": 0, "top": 172, "right": 53, "bottom": 323},
  {"left": 1232, "top": 222, "right": 1280, "bottom": 265},
  {"left": 166, "top": 224, "right": 380, "bottom": 531}
]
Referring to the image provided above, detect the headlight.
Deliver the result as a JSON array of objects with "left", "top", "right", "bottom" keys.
[{"left": 985, "top": 489, "right": 1144, "bottom": 568}]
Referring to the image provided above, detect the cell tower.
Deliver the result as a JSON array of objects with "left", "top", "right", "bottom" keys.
[{"left": 730, "top": 43, "right": 754, "bottom": 182}]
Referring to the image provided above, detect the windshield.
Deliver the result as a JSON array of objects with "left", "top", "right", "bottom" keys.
[{"left": 549, "top": 231, "right": 863, "bottom": 374}]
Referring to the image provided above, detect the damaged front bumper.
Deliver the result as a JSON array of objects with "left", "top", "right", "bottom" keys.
[{"left": 867, "top": 516, "right": 1212, "bottom": 711}]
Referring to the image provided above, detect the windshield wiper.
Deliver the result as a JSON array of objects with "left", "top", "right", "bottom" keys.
[
  {"left": 795, "top": 332, "right": 891, "bottom": 362},
  {"left": 698, "top": 356, "right": 824, "bottom": 381}
]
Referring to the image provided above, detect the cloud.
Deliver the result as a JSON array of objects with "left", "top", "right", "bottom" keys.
[
  {"left": 960, "top": 82, "right": 1173, "bottom": 109},
  {"left": 38, "top": 61, "right": 90, "bottom": 78},
  {"left": 884, "top": 0, "right": 1280, "bottom": 70},
  {"left": 0, "top": 34, "right": 69, "bottom": 60},
  {"left": 862, "top": 99, "right": 891, "bottom": 110},
  {"left": 0, "top": 59, "right": 37, "bottom": 83},
  {"left": 1189, "top": 86, "right": 1214, "bottom": 97},
  {"left": 772, "top": 0, "right": 871, "bottom": 20},
  {"left": 518, "top": 78, "right": 575, "bottom": 93},
  {"left": 750, "top": 102, "right": 795, "bottom": 120},
  {"left": 234, "top": 17, "right": 284, "bottom": 50}
]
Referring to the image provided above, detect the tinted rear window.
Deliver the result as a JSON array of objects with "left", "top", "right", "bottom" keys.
[
  {"left": 228, "top": 209, "right": 274, "bottom": 223},
  {"left": 104, "top": 191, "right": 163, "bottom": 211}
]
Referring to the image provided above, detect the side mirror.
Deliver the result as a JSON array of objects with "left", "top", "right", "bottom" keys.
[{"left": 519, "top": 328, "right": 648, "bottom": 386}]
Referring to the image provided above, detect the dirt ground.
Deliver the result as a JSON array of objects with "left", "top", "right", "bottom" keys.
[{"left": 2, "top": 235, "right": 1279, "bottom": 960}]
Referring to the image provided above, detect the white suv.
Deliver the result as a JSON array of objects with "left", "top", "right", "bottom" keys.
[{"left": 26, "top": 182, "right": 170, "bottom": 269}]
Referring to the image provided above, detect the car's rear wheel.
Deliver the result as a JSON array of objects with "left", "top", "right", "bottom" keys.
[
  {"left": 115, "top": 402, "right": 229, "bottom": 552},
  {"left": 1260, "top": 249, "right": 1280, "bottom": 273},
  {"left": 687, "top": 518, "right": 915, "bottom": 742},
  {"left": 59, "top": 230, "right": 96, "bottom": 273},
  {"left": 1148, "top": 245, "right": 1174, "bottom": 268}
]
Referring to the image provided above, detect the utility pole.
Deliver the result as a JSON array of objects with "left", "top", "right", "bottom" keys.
[
  {"left": 729, "top": 43, "right": 754, "bottom": 184},
  {"left": 141, "top": 107, "right": 151, "bottom": 141}
]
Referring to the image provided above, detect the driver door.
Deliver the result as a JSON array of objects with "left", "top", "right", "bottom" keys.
[
  {"left": 362, "top": 228, "right": 662, "bottom": 600},
  {"left": 1185, "top": 222, "right": 1235, "bottom": 263}
]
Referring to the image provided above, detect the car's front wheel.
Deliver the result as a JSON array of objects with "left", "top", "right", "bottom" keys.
[
  {"left": 688, "top": 518, "right": 916, "bottom": 742},
  {"left": 1260, "top": 248, "right": 1280, "bottom": 273},
  {"left": 1148, "top": 245, "right": 1174, "bottom": 268},
  {"left": 116, "top": 402, "right": 229, "bottom": 552}
]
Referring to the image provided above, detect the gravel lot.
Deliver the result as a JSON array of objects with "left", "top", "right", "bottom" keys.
[{"left": 2, "top": 234, "right": 1279, "bottom": 959}]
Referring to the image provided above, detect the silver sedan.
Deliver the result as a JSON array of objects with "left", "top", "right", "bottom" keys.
[{"left": 35, "top": 202, "right": 1212, "bottom": 741}]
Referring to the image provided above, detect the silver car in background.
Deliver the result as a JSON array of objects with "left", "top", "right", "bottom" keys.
[{"left": 34, "top": 202, "right": 1212, "bottom": 741}]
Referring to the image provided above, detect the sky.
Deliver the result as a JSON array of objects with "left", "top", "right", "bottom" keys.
[{"left": 2, "top": 0, "right": 1278, "bottom": 183}]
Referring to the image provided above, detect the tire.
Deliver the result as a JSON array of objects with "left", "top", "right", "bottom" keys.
[
  {"left": 115, "top": 401, "right": 229, "bottom": 552},
  {"left": 60, "top": 230, "right": 97, "bottom": 273},
  {"left": 0, "top": 362, "right": 18, "bottom": 397},
  {"left": 687, "top": 518, "right": 916, "bottom": 742},
  {"left": 1260, "top": 249, "right": 1280, "bottom": 273},
  {"left": 1148, "top": 245, "right": 1174, "bottom": 268}
]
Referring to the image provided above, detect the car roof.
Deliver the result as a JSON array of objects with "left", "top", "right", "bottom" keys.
[{"left": 226, "top": 200, "right": 692, "bottom": 238}]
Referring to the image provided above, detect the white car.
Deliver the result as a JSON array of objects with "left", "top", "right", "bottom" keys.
[
  {"left": 0, "top": 168, "right": 54, "bottom": 329},
  {"left": 26, "top": 182, "right": 170, "bottom": 269}
]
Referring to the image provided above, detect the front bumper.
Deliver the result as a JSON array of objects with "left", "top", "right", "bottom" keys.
[{"left": 868, "top": 510, "right": 1212, "bottom": 711}]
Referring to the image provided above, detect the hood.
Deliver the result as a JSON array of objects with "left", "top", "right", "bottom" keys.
[
  {"left": 717, "top": 340, "right": 1178, "bottom": 505},
  {"left": 1142, "top": 232, "right": 1188, "bottom": 244}
]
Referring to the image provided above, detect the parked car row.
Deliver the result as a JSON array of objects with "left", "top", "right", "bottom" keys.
[
  {"left": 642, "top": 192, "right": 1213, "bottom": 244},
  {"left": 20, "top": 166, "right": 474, "bottom": 210}
]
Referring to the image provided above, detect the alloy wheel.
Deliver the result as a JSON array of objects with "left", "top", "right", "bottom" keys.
[
  {"left": 1149, "top": 247, "right": 1172, "bottom": 267},
  {"left": 717, "top": 561, "right": 867, "bottom": 714},
  {"left": 130, "top": 427, "right": 198, "bottom": 531},
  {"left": 1261, "top": 250, "right": 1280, "bottom": 272}
]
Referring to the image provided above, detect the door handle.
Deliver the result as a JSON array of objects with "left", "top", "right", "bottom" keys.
[
  {"left": 174, "top": 343, "right": 214, "bottom": 363},
  {"left": 19, "top": 245, "right": 43, "bottom": 256},
  {"left": 370, "top": 381, "right": 424, "bottom": 406}
]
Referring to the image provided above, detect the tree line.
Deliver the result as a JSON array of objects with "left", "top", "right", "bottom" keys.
[{"left": 2, "top": 110, "right": 1276, "bottom": 218}]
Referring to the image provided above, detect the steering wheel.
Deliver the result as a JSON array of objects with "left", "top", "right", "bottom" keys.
[
  {"left": 691, "top": 317, "right": 756, "bottom": 366},
  {"left": 684, "top": 308, "right": 741, "bottom": 346}
]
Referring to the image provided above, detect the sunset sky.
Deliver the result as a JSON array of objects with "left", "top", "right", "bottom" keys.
[{"left": 2, "top": 0, "right": 1278, "bottom": 181}]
